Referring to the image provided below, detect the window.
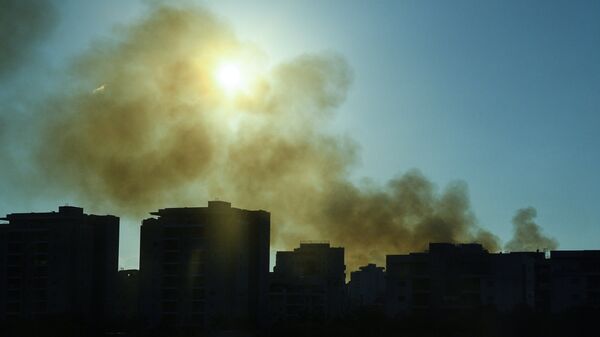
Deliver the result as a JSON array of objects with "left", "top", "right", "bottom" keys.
[
  {"left": 190, "top": 263, "right": 205, "bottom": 275},
  {"left": 163, "top": 264, "right": 179, "bottom": 275},
  {"left": 162, "top": 276, "right": 178, "bottom": 288},
  {"left": 413, "top": 278, "right": 430, "bottom": 291},
  {"left": 34, "top": 255, "right": 48, "bottom": 266},
  {"left": 33, "top": 278, "right": 47, "bottom": 288},
  {"left": 192, "top": 289, "right": 205, "bottom": 300},
  {"left": 414, "top": 293, "right": 430, "bottom": 306},
  {"left": 162, "top": 289, "right": 177, "bottom": 300},
  {"left": 7, "top": 266, "right": 22, "bottom": 278},
  {"left": 164, "top": 252, "right": 179, "bottom": 262},
  {"left": 35, "top": 289, "right": 47, "bottom": 300},
  {"left": 7, "top": 278, "right": 22, "bottom": 288},
  {"left": 32, "top": 231, "right": 49, "bottom": 241},
  {"left": 34, "top": 301, "right": 47, "bottom": 312},
  {"left": 34, "top": 266, "right": 48, "bottom": 277},
  {"left": 7, "top": 254, "right": 22, "bottom": 265},
  {"left": 192, "top": 276, "right": 204, "bottom": 287},
  {"left": 192, "top": 301, "right": 204, "bottom": 312},
  {"left": 189, "top": 228, "right": 205, "bottom": 238},
  {"left": 190, "top": 251, "right": 204, "bottom": 263},
  {"left": 6, "top": 302, "right": 21, "bottom": 313},
  {"left": 7, "top": 290, "right": 20, "bottom": 301},
  {"left": 35, "top": 242, "right": 49, "bottom": 252},
  {"left": 8, "top": 232, "right": 23, "bottom": 241},
  {"left": 8, "top": 243, "right": 22, "bottom": 253},
  {"left": 162, "top": 301, "right": 177, "bottom": 313},
  {"left": 163, "top": 240, "right": 178, "bottom": 250}
]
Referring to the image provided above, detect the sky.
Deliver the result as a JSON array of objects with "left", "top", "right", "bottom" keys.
[{"left": 1, "top": 0, "right": 599, "bottom": 269}]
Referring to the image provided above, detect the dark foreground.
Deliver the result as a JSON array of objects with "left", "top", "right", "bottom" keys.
[{"left": 2, "top": 307, "right": 599, "bottom": 337}]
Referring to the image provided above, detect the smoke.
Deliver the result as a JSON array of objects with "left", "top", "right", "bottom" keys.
[
  {"left": 0, "top": 0, "right": 57, "bottom": 79},
  {"left": 505, "top": 207, "right": 558, "bottom": 252},
  {"left": 28, "top": 4, "right": 552, "bottom": 270}
]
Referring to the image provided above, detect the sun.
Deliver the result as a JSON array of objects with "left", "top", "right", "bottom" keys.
[{"left": 215, "top": 63, "right": 244, "bottom": 94}]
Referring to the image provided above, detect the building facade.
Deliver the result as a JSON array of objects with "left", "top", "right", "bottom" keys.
[
  {"left": 489, "top": 252, "right": 548, "bottom": 312},
  {"left": 0, "top": 206, "right": 119, "bottom": 323},
  {"left": 348, "top": 263, "right": 386, "bottom": 309},
  {"left": 139, "top": 201, "right": 270, "bottom": 331},
  {"left": 269, "top": 243, "right": 346, "bottom": 321},
  {"left": 386, "top": 243, "right": 546, "bottom": 316},
  {"left": 550, "top": 250, "right": 600, "bottom": 312},
  {"left": 115, "top": 269, "right": 140, "bottom": 323}
]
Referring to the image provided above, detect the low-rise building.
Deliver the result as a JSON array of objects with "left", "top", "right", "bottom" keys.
[
  {"left": 550, "top": 250, "right": 600, "bottom": 312},
  {"left": 115, "top": 269, "right": 140, "bottom": 322},
  {"left": 269, "top": 242, "right": 345, "bottom": 321},
  {"left": 348, "top": 264, "right": 385, "bottom": 309},
  {"left": 386, "top": 243, "right": 546, "bottom": 316}
]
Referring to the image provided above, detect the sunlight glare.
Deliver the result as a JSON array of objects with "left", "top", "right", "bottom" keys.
[{"left": 215, "top": 63, "right": 244, "bottom": 94}]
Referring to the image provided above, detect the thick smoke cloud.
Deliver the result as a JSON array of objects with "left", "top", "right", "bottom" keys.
[
  {"left": 505, "top": 207, "right": 558, "bottom": 252},
  {"left": 0, "top": 0, "right": 57, "bottom": 78},
  {"left": 32, "top": 4, "right": 552, "bottom": 269}
]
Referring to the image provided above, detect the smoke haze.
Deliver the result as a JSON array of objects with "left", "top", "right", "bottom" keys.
[
  {"left": 0, "top": 0, "right": 57, "bottom": 78},
  {"left": 505, "top": 207, "right": 558, "bottom": 252},
  {"left": 13, "top": 3, "right": 555, "bottom": 269}
]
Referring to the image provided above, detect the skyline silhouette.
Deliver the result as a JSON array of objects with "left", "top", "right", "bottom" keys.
[
  {"left": 1, "top": 201, "right": 598, "bottom": 336},
  {"left": 1, "top": 1, "right": 600, "bottom": 335},
  {"left": 1, "top": 200, "right": 561, "bottom": 274}
]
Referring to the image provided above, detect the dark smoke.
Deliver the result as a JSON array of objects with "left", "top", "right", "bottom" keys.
[
  {"left": 0, "top": 0, "right": 57, "bottom": 78},
  {"left": 29, "top": 4, "right": 554, "bottom": 270},
  {"left": 505, "top": 207, "right": 558, "bottom": 252}
]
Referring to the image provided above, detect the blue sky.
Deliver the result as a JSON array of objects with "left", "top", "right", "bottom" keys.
[
  {"left": 1, "top": 0, "right": 599, "bottom": 268},
  {"left": 213, "top": 0, "right": 600, "bottom": 251}
]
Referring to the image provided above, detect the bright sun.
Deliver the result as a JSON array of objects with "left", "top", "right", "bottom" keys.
[{"left": 215, "top": 63, "right": 244, "bottom": 94}]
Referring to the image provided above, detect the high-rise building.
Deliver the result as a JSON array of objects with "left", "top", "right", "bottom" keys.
[
  {"left": 269, "top": 242, "right": 346, "bottom": 321},
  {"left": 139, "top": 201, "right": 270, "bottom": 331},
  {"left": 0, "top": 206, "right": 119, "bottom": 323}
]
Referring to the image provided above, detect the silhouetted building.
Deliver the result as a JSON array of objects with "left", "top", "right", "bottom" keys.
[
  {"left": 0, "top": 206, "right": 119, "bottom": 323},
  {"left": 348, "top": 264, "right": 386, "bottom": 309},
  {"left": 550, "top": 250, "right": 600, "bottom": 312},
  {"left": 116, "top": 269, "right": 140, "bottom": 322},
  {"left": 489, "top": 251, "right": 547, "bottom": 312},
  {"left": 386, "top": 243, "right": 545, "bottom": 316},
  {"left": 139, "top": 201, "right": 270, "bottom": 331},
  {"left": 269, "top": 242, "right": 345, "bottom": 321}
]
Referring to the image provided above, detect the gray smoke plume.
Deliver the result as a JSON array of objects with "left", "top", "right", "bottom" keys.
[
  {"left": 0, "top": 0, "right": 57, "bottom": 78},
  {"left": 25, "top": 3, "right": 555, "bottom": 270},
  {"left": 505, "top": 207, "right": 558, "bottom": 252}
]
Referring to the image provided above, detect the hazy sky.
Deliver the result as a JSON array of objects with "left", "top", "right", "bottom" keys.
[{"left": 1, "top": 0, "right": 599, "bottom": 269}]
